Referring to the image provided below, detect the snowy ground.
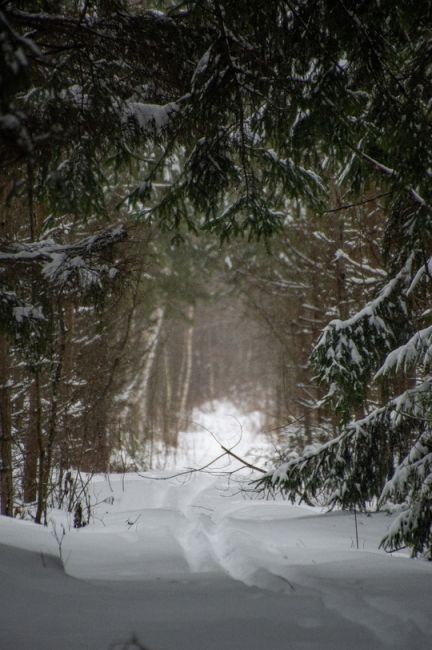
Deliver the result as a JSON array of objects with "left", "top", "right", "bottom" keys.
[
  {"left": 148, "top": 400, "right": 273, "bottom": 471},
  {"left": 1, "top": 404, "right": 432, "bottom": 649}
]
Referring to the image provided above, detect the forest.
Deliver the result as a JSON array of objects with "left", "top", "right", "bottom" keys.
[{"left": 1, "top": 0, "right": 432, "bottom": 563}]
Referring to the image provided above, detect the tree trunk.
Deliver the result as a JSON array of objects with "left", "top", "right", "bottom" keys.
[
  {"left": 335, "top": 217, "right": 349, "bottom": 320},
  {"left": 33, "top": 371, "right": 46, "bottom": 524},
  {"left": 136, "top": 306, "right": 165, "bottom": 439},
  {"left": 0, "top": 335, "right": 13, "bottom": 516},
  {"left": 176, "top": 305, "right": 195, "bottom": 437},
  {"left": 163, "top": 346, "right": 173, "bottom": 435},
  {"left": 35, "top": 299, "right": 65, "bottom": 524},
  {"left": 23, "top": 375, "right": 40, "bottom": 503}
]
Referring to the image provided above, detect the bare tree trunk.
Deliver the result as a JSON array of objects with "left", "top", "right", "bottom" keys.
[
  {"left": 33, "top": 370, "right": 46, "bottom": 524},
  {"left": 0, "top": 335, "right": 13, "bottom": 516},
  {"left": 59, "top": 301, "right": 75, "bottom": 471},
  {"left": 23, "top": 376, "right": 40, "bottom": 503},
  {"left": 335, "top": 217, "right": 349, "bottom": 320},
  {"left": 163, "top": 346, "right": 173, "bottom": 434},
  {"left": 92, "top": 404, "right": 110, "bottom": 473},
  {"left": 176, "top": 305, "right": 195, "bottom": 436},
  {"left": 35, "top": 299, "right": 65, "bottom": 524},
  {"left": 136, "top": 306, "right": 165, "bottom": 439}
]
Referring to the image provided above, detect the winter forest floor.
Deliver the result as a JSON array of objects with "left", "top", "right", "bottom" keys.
[{"left": 1, "top": 404, "right": 432, "bottom": 650}]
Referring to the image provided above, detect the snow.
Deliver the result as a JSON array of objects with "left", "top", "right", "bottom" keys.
[
  {"left": 123, "top": 101, "right": 179, "bottom": 135},
  {"left": 12, "top": 303, "right": 45, "bottom": 322},
  {"left": 407, "top": 257, "right": 432, "bottom": 295},
  {"left": 191, "top": 47, "right": 212, "bottom": 87},
  {"left": 1, "top": 403, "right": 432, "bottom": 649},
  {"left": 375, "top": 324, "right": 432, "bottom": 377},
  {"left": 164, "top": 401, "right": 270, "bottom": 471}
]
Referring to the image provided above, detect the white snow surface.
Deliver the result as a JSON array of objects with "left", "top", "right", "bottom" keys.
[
  {"left": 162, "top": 400, "right": 271, "bottom": 471},
  {"left": 1, "top": 404, "right": 432, "bottom": 649}
]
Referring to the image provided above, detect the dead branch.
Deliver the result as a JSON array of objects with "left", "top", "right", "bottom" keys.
[{"left": 219, "top": 444, "right": 266, "bottom": 473}]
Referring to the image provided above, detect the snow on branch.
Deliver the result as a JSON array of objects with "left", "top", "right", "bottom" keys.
[
  {"left": 334, "top": 249, "right": 386, "bottom": 278},
  {"left": 381, "top": 432, "right": 432, "bottom": 502},
  {"left": 255, "top": 400, "right": 393, "bottom": 507},
  {"left": 262, "top": 149, "right": 326, "bottom": 208},
  {"left": 0, "top": 288, "right": 46, "bottom": 344},
  {"left": 0, "top": 225, "right": 126, "bottom": 262},
  {"left": 356, "top": 150, "right": 430, "bottom": 211},
  {"left": 122, "top": 101, "right": 179, "bottom": 138},
  {"left": 407, "top": 257, "right": 432, "bottom": 296},
  {"left": 375, "top": 325, "right": 432, "bottom": 378},
  {"left": 380, "top": 430, "right": 432, "bottom": 557},
  {"left": 256, "top": 379, "right": 432, "bottom": 512},
  {"left": 0, "top": 289, "right": 45, "bottom": 324},
  {"left": 8, "top": 6, "right": 176, "bottom": 34},
  {"left": 311, "top": 257, "right": 413, "bottom": 413},
  {"left": 0, "top": 225, "right": 127, "bottom": 290}
]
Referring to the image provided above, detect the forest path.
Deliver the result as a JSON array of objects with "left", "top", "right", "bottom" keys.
[
  {"left": 1, "top": 472, "right": 432, "bottom": 649},
  {"left": 62, "top": 472, "right": 432, "bottom": 649}
]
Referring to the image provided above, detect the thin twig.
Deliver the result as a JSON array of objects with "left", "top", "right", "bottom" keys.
[
  {"left": 321, "top": 192, "right": 391, "bottom": 214},
  {"left": 220, "top": 445, "right": 266, "bottom": 473}
]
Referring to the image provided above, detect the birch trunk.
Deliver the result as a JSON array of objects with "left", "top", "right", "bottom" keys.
[
  {"left": 176, "top": 305, "right": 195, "bottom": 436},
  {"left": 136, "top": 306, "right": 165, "bottom": 441}
]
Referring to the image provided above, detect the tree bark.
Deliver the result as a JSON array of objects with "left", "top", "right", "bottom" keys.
[
  {"left": 23, "top": 375, "right": 40, "bottom": 503},
  {"left": 136, "top": 306, "right": 165, "bottom": 440},
  {"left": 176, "top": 305, "right": 195, "bottom": 436},
  {"left": 0, "top": 335, "right": 13, "bottom": 516},
  {"left": 335, "top": 217, "right": 349, "bottom": 320},
  {"left": 35, "top": 299, "right": 65, "bottom": 524}
]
